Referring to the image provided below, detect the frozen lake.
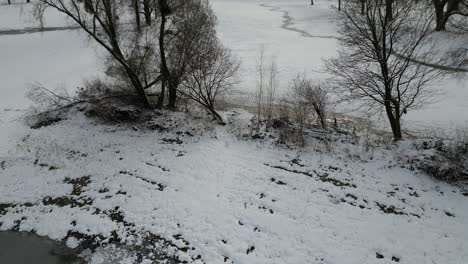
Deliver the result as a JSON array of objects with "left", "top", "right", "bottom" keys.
[{"left": 211, "top": 0, "right": 468, "bottom": 131}]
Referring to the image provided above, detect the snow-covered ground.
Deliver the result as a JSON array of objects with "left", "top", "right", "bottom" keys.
[
  {"left": 1, "top": 1, "right": 468, "bottom": 264},
  {"left": 1, "top": 106, "right": 468, "bottom": 264}
]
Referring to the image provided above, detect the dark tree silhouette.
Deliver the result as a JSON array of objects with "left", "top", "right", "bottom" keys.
[{"left": 326, "top": 0, "right": 440, "bottom": 140}]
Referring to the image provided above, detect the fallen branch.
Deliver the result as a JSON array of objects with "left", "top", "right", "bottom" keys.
[{"left": 30, "top": 93, "right": 136, "bottom": 117}]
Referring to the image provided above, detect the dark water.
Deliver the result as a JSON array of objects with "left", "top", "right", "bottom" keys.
[{"left": 0, "top": 231, "right": 84, "bottom": 264}]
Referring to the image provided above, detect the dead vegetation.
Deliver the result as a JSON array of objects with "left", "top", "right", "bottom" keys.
[{"left": 411, "top": 131, "right": 468, "bottom": 182}]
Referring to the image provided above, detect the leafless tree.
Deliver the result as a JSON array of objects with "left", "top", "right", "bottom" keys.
[
  {"left": 181, "top": 39, "right": 239, "bottom": 124},
  {"left": 293, "top": 75, "right": 329, "bottom": 129},
  {"left": 326, "top": 0, "right": 440, "bottom": 140},
  {"left": 290, "top": 75, "right": 311, "bottom": 146},
  {"left": 255, "top": 46, "right": 266, "bottom": 132},
  {"left": 255, "top": 47, "right": 279, "bottom": 131},
  {"left": 277, "top": 98, "right": 293, "bottom": 144},
  {"left": 265, "top": 60, "right": 278, "bottom": 129},
  {"left": 35, "top": 0, "right": 162, "bottom": 107},
  {"left": 310, "top": 84, "right": 328, "bottom": 129}
]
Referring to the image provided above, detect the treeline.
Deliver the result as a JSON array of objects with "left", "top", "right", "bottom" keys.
[{"left": 337, "top": 0, "right": 468, "bottom": 31}]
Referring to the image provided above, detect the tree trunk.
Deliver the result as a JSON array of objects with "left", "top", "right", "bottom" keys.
[
  {"left": 167, "top": 77, "right": 178, "bottom": 109},
  {"left": 8, "top": 0, "right": 11, "bottom": 4},
  {"left": 384, "top": 103, "right": 402, "bottom": 140},
  {"left": 318, "top": 112, "right": 326, "bottom": 129},
  {"left": 434, "top": 1, "right": 448, "bottom": 31},
  {"left": 102, "top": 1, "right": 149, "bottom": 107},
  {"left": 124, "top": 67, "right": 151, "bottom": 108},
  {"left": 361, "top": 0, "right": 365, "bottom": 15},
  {"left": 392, "top": 117, "right": 402, "bottom": 140},
  {"left": 386, "top": 0, "right": 393, "bottom": 21},
  {"left": 338, "top": 0, "right": 341, "bottom": 11},
  {"left": 157, "top": 0, "right": 178, "bottom": 109},
  {"left": 158, "top": 0, "right": 170, "bottom": 108},
  {"left": 209, "top": 108, "right": 225, "bottom": 125},
  {"left": 158, "top": 81, "right": 165, "bottom": 106},
  {"left": 133, "top": 0, "right": 141, "bottom": 32},
  {"left": 143, "top": 0, "right": 152, "bottom": 25},
  {"left": 451, "top": 0, "right": 459, "bottom": 11}
]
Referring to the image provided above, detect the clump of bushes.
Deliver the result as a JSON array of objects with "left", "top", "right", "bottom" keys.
[{"left": 414, "top": 131, "right": 468, "bottom": 182}]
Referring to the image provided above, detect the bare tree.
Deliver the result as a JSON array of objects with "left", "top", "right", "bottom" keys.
[
  {"left": 326, "top": 0, "right": 440, "bottom": 140},
  {"left": 265, "top": 60, "right": 278, "bottom": 129},
  {"left": 35, "top": 0, "right": 162, "bottom": 107},
  {"left": 255, "top": 47, "right": 266, "bottom": 131},
  {"left": 293, "top": 75, "right": 329, "bottom": 129},
  {"left": 255, "top": 47, "right": 279, "bottom": 131},
  {"left": 310, "top": 83, "right": 328, "bottom": 129},
  {"left": 290, "top": 75, "right": 311, "bottom": 146},
  {"left": 277, "top": 98, "right": 293, "bottom": 144},
  {"left": 181, "top": 39, "right": 239, "bottom": 124}
]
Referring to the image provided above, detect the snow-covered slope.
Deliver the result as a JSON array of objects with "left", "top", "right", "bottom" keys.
[{"left": 1, "top": 108, "right": 467, "bottom": 264}]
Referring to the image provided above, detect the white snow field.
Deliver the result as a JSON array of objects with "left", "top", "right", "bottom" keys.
[
  {"left": 0, "top": 1, "right": 468, "bottom": 264},
  {"left": 1, "top": 107, "right": 468, "bottom": 264}
]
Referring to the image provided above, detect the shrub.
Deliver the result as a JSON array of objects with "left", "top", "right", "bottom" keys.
[{"left": 415, "top": 130, "right": 468, "bottom": 182}]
